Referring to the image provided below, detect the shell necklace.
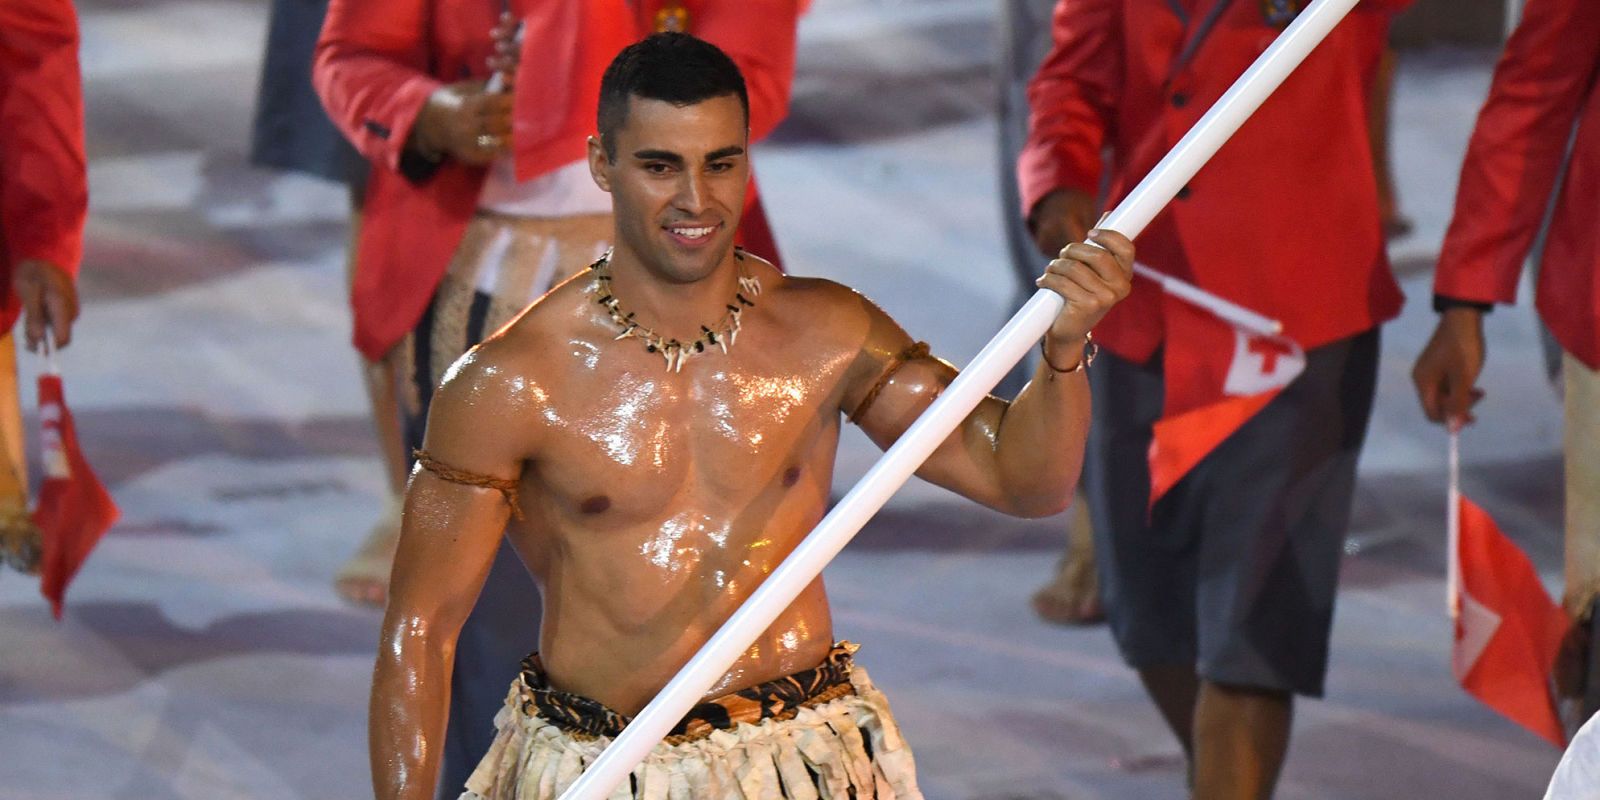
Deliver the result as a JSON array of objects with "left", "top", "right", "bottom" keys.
[{"left": 590, "top": 248, "right": 761, "bottom": 372}]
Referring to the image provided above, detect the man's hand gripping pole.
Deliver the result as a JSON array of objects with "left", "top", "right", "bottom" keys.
[{"left": 558, "top": 1, "right": 1356, "bottom": 795}]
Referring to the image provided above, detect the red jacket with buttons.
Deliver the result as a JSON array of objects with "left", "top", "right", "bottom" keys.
[
  {"left": 1019, "top": 0, "right": 1408, "bottom": 361},
  {"left": 1433, "top": 0, "right": 1600, "bottom": 370},
  {"left": 0, "top": 0, "right": 86, "bottom": 332},
  {"left": 315, "top": 0, "right": 798, "bottom": 361}
]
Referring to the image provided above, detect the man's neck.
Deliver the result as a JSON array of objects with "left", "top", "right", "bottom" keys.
[{"left": 604, "top": 246, "right": 743, "bottom": 341}]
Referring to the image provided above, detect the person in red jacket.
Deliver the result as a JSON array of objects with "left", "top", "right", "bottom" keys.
[
  {"left": 0, "top": 0, "right": 86, "bottom": 572},
  {"left": 1020, "top": 1, "right": 1408, "bottom": 795},
  {"left": 312, "top": 3, "right": 794, "bottom": 616},
  {"left": 1412, "top": 0, "right": 1599, "bottom": 723},
  {"left": 313, "top": 3, "right": 797, "bottom": 795}
]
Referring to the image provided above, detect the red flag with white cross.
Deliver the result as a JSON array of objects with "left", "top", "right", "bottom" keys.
[
  {"left": 1147, "top": 292, "right": 1305, "bottom": 504},
  {"left": 1448, "top": 432, "right": 1568, "bottom": 747},
  {"left": 35, "top": 372, "right": 120, "bottom": 618}
]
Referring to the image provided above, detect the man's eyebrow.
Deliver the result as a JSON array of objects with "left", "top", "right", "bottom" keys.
[
  {"left": 632, "top": 149, "right": 685, "bottom": 164},
  {"left": 631, "top": 146, "right": 746, "bottom": 163}
]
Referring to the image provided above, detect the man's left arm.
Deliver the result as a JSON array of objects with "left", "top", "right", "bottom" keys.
[
  {"left": 849, "top": 231, "right": 1134, "bottom": 518},
  {"left": 0, "top": 0, "right": 85, "bottom": 348},
  {"left": 1433, "top": 0, "right": 1598, "bottom": 308},
  {"left": 692, "top": 0, "right": 798, "bottom": 142},
  {"left": 1411, "top": 0, "right": 1600, "bottom": 425}
]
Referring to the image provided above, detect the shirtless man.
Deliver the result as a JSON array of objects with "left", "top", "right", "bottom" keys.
[{"left": 373, "top": 33, "right": 1134, "bottom": 799}]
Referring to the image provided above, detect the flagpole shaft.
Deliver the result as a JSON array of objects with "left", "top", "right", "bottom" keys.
[
  {"left": 558, "top": 1, "right": 1361, "bottom": 796},
  {"left": 42, "top": 331, "right": 60, "bottom": 378},
  {"left": 1131, "top": 264, "right": 1282, "bottom": 337},
  {"left": 1448, "top": 429, "right": 1461, "bottom": 618}
]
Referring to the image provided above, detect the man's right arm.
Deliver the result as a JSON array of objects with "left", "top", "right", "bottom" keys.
[
  {"left": 1412, "top": 0, "right": 1600, "bottom": 424},
  {"left": 1017, "top": 0, "right": 1121, "bottom": 258},
  {"left": 370, "top": 349, "right": 534, "bottom": 799}
]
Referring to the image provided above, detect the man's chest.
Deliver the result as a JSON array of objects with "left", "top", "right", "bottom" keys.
[{"left": 525, "top": 354, "right": 853, "bottom": 519}]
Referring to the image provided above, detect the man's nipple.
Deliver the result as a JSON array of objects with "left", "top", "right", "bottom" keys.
[
  {"left": 579, "top": 495, "right": 611, "bottom": 514},
  {"left": 781, "top": 465, "right": 802, "bottom": 488}
]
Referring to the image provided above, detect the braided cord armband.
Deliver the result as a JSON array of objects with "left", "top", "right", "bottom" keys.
[
  {"left": 413, "top": 449, "right": 525, "bottom": 520},
  {"left": 848, "top": 341, "right": 932, "bottom": 425}
]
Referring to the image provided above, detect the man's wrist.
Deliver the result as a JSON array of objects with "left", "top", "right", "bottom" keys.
[
  {"left": 408, "top": 136, "right": 444, "bottom": 163},
  {"left": 409, "top": 88, "right": 459, "bottom": 161},
  {"left": 13, "top": 259, "right": 71, "bottom": 291},
  {"left": 1027, "top": 188, "right": 1092, "bottom": 233},
  {"left": 400, "top": 101, "right": 449, "bottom": 183},
  {"left": 1432, "top": 293, "right": 1493, "bottom": 315},
  {"left": 1041, "top": 333, "right": 1096, "bottom": 375}
]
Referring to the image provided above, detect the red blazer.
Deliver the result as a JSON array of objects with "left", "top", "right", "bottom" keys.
[
  {"left": 1019, "top": 0, "right": 1408, "bottom": 361},
  {"left": 1433, "top": 0, "right": 1600, "bottom": 370},
  {"left": 315, "top": 0, "right": 798, "bottom": 361},
  {"left": 0, "top": 0, "right": 86, "bottom": 332}
]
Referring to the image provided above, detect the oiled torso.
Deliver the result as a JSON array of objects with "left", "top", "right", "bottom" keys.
[{"left": 492, "top": 266, "right": 872, "bottom": 715}]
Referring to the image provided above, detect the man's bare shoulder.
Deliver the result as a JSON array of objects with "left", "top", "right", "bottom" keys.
[
  {"left": 425, "top": 340, "right": 544, "bottom": 452},
  {"left": 758, "top": 266, "right": 892, "bottom": 346},
  {"left": 426, "top": 275, "right": 595, "bottom": 450},
  {"left": 752, "top": 260, "right": 923, "bottom": 413},
  {"left": 765, "top": 270, "right": 914, "bottom": 356},
  {"left": 477, "top": 269, "right": 598, "bottom": 372}
]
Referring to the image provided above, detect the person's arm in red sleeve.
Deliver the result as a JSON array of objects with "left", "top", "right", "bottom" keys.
[
  {"left": 314, "top": 0, "right": 512, "bottom": 183},
  {"left": 1412, "top": 0, "right": 1600, "bottom": 425},
  {"left": 313, "top": 0, "right": 439, "bottom": 174},
  {"left": 694, "top": 0, "right": 798, "bottom": 143},
  {"left": 0, "top": 0, "right": 85, "bottom": 349},
  {"left": 1433, "top": 0, "right": 1599, "bottom": 306},
  {"left": 1017, "top": 0, "right": 1120, "bottom": 258}
]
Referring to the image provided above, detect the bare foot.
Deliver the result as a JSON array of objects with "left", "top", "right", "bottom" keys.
[
  {"left": 1031, "top": 494, "right": 1105, "bottom": 626},
  {"left": 335, "top": 498, "right": 402, "bottom": 608},
  {"left": 1031, "top": 553, "right": 1105, "bottom": 625},
  {"left": 0, "top": 504, "right": 40, "bottom": 575}
]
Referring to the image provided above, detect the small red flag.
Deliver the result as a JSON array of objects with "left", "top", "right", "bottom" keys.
[
  {"left": 1147, "top": 294, "right": 1305, "bottom": 504},
  {"left": 1452, "top": 492, "right": 1569, "bottom": 747},
  {"left": 34, "top": 373, "right": 119, "bottom": 618}
]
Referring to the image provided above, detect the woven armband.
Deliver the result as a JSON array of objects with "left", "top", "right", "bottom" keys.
[
  {"left": 848, "top": 341, "right": 932, "bottom": 425},
  {"left": 413, "top": 449, "right": 524, "bottom": 520}
]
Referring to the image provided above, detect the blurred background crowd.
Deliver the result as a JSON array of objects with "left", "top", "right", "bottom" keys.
[{"left": 0, "top": 0, "right": 1593, "bottom": 797}]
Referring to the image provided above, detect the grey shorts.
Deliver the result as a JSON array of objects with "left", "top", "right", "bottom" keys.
[{"left": 1084, "top": 329, "right": 1379, "bottom": 697}]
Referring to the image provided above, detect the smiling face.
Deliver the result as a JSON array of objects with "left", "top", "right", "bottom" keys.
[{"left": 589, "top": 93, "right": 750, "bottom": 285}]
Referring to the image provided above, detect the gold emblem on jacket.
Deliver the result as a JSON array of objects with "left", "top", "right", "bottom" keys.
[{"left": 655, "top": 2, "right": 688, "bottom": 32}]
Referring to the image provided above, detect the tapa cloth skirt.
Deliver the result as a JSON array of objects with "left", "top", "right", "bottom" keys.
[{"left": 459, "top": 643, "right": 922, "bottom": 800}]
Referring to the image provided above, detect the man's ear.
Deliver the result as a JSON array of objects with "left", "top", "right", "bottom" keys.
[{"left": 586, "top": 135, "right": 612, "bottom": 192}]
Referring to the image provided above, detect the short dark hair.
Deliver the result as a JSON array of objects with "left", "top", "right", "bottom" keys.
[{"left": 597, "top": 32, "right": 749, "bottom": 161}]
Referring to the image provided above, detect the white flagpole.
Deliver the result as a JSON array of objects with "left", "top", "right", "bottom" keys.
[
  {"left": 42, "top": 331, "right": 61, "bottom": 378},
  {"left": 559, "top": 0, "right": 1361, "bottom": 795},
  {"left": 1447, "top": 428, "right": 1462, "bottom": 619},
  {"left": 1133, "top": 264, "right": 1282, "bottom": 336}
]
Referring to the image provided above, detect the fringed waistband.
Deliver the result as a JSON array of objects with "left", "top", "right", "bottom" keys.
[{"left": 513, "top": 642, "right": 859, "bottom": 743}]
